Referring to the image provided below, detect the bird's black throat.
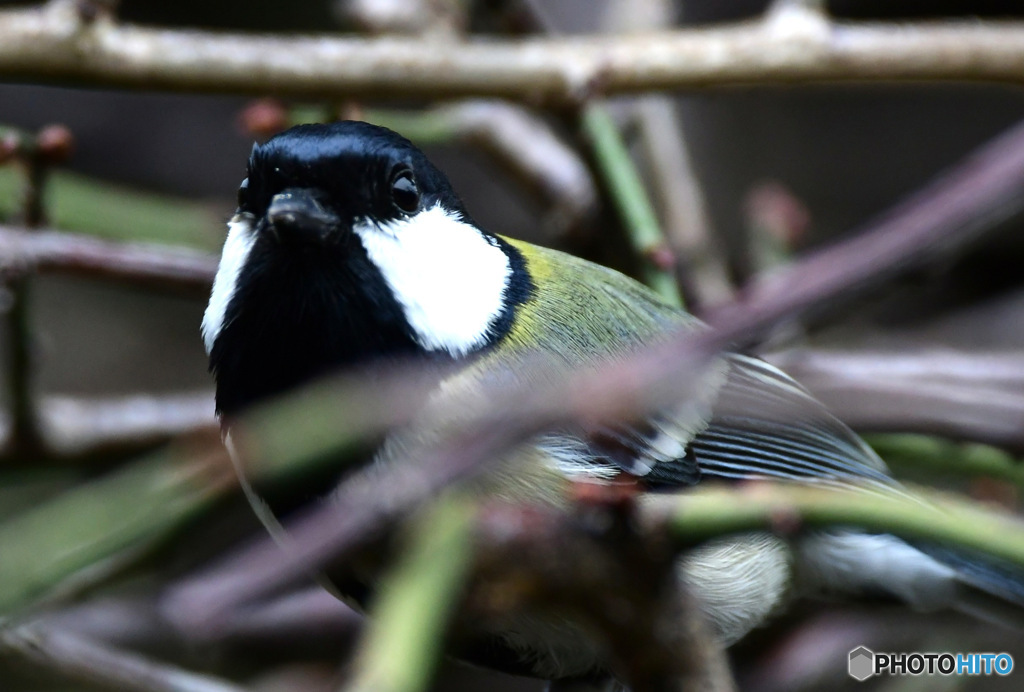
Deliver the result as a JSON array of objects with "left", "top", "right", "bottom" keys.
[{"left": 209, "top": 230, "right": 436, "bottom": 418}]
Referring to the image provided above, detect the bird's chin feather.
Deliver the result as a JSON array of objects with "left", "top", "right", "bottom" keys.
[{"left": 202, "top": 213, "right": 257, "bottom": 354}]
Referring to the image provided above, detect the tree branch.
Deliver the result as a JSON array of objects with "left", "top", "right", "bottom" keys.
[
  {"left": 767, "top": 350, "right": 1024, "bottom": 452},
  {"left": 0, "top": 224, "right": 217, "bottom": 294},
  {"left": 39, "top": 391, "right": 216, "bottom": 458},
  {"left": 39, "top": 588, "right": 360, "bottom": 659},
  {"left": 5, "top": 3, "right": 1024, "bottom": 102},
  {"left": 581, "top": 105, "right": 683, "bottom": 307},
  {"left": 0, "top": 621, "right": 249, "bottom": 692},
  {"left": 602, "top": 0, "right": 732, "bottom": 310}
]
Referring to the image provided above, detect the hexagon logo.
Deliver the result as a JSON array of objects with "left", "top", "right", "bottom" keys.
[{"left": 849, "top": 646, "right": 875, "bottom": 681}]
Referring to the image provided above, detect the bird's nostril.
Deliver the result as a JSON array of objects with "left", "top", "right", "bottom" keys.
[{"left": 266, "top": 189, "right": 338, "bottom": 240}]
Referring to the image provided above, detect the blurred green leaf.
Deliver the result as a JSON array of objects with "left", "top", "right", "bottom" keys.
[
  {"left": 0, "top": 444, "right": 232, "bottom": 616},
  {"left": 0, "top": 167, "right": 225, "bottom": 251},
  {"left": 346, "top": 494, "right": 475, "bottom": 692}
]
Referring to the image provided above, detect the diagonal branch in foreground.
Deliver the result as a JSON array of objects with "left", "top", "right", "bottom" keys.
[
  {"left": 164, "top": 117, "right": 1024, "bottom": 630},
  {"left": 0, "top": 621, "right": 249, "bottom": 692},
  {"left": 5, "top": 3, "right": 1024, "bottom": 102}
]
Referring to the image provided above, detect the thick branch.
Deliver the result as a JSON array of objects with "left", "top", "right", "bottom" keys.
[
  {"left": 5, "top": 4, "right": 1024, "bottom": 102},
  {"left": 39, "top": 391, "right": 217, "bottom": 457},
  {"left": 767, "top": 350, "right": 1024, "bottom": 452},
  {"left": 0, "top": 224, "right": 217, "bottom": 294}
]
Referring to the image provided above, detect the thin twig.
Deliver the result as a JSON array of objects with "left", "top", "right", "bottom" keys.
[
  {"left": 6, "top": 3, "right": 1024, "bottom": 102},
  {"left": 867, "top": 434, "right": 1024, "bottom": 490},
  {"left": 39, "top": 587, "right": 360, "bottom": 657},
  {"left": 0, "top": 224, "right": 217, "bottom": 294},
  {"left": 0, "top": 621, "right": 249, "bottom": 692},
  {"left": 0, "top": 125, "right": 67, "bottom": 455},
  {"left": 603, "top": 0, "right": 732, "bottom": 310},
  {"left": 581, "top": 105, "right": 683, "bottom": 307},
  {"left": 165, "top": 116, "right": 1024, "bottom": 628},
  {"left": 517, "top": 0, "right": 683, "bottom": 305},
  {"left": 4, "top": 273, "right": 40, "bottom": 453}
]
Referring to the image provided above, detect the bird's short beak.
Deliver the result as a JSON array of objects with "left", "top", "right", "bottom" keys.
[{"left": 266, "top": 188, "right": 340, "bottom": 242}]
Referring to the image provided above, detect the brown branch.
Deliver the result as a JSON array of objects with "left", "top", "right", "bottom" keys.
[
  {"left": 0, "top": 621, "right": 250, "bottom": 692},
  {"left": 164, "top": 116, "right": 1024, "bottom": 630},
  {"left": 41, "top": 587, "right": 360, "bottom": 659},
  {"left": 0, "top": 224, "right": 217, "bottom": 294},
  {"left": 0, "top": 391, "right": 215, "bottom": 462},
  {"left": 767, "top": 349, "right": 1024, "bottom": 452},
  {"left": 0, "top": 222, "right": 217, "bottom": 458},
  {"left": 39, "top": 391, "right": 217, "bottom": 457},
  {"left": 0, "top": 124, "right": 73, "bottom": 455},
  {"left": 5, "top": 3, "right": 1024, "bottom": 102}
]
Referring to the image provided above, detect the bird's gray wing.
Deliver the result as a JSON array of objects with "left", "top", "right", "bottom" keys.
[{"left": 580, "top": 354, "right": 896, "bottom": 492}]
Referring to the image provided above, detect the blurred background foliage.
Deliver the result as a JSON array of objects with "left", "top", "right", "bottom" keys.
[{"left": 2, "top": 0, "right": 1024, "bottom": 691}]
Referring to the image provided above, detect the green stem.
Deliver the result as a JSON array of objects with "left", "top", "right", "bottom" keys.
[
  {"left": 4, "top": 275, "right": 40, "bottom": 455},
  {"left": 4, "top": 133, "right": 46, "bottom": 455},
  {"left": 581, "top": 104, "right": 683, "bottom": 308},
  {"left": 867, "top": 433, "right": 1024, "bottom": 489},
  {"left": 651, "top": 483, "right": 1024, "bottom": 569},
  {"left": 0, "top": 167, "right": 223, "bottom": 251},
  {"left": 344, "top": 495, "right": 476, "bottom": 692},
  {"left": 0, "top": 443, "right": 232, "bottom": 616}
]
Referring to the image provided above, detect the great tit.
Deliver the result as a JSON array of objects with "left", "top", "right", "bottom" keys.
[{"left": 202, "top": 121, "right": 1024, "bottom": 686}]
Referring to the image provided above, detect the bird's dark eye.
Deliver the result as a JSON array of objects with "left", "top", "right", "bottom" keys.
[
  {"left": 237, "top": 178, "right": 249, "bottom": 210},
  {"left": 390, "top": 171, "right": 419, "bottom": 214}
]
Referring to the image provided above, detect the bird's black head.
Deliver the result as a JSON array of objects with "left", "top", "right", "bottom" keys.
[
  {"left": 238, "top": 121, "right": 468, "bottom": 237},
  {"left": 203, "top": 121, "right": 530, "bottom": 418}
]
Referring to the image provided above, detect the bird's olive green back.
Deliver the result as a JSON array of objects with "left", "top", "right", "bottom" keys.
[{"left": 499, "top": 237, "right": 699, "bottom": 362}]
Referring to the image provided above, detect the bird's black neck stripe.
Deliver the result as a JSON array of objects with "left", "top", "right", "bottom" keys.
[{"left": 485, "top": 234, "right": 533, "bottom": 346}]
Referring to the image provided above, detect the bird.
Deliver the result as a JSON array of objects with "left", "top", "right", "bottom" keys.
[{"left": 202, "top": 120, "right": 1024, "bottom": 689}]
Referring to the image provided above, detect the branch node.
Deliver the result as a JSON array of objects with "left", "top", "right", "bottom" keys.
[
  {"left": 71, "top": 0, "right": 119, "bottom": 25},
  {"left": 764, "top": 0, "right": 831, "bottom": 42}
]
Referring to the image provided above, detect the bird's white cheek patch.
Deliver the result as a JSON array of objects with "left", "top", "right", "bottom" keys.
[
  {"left": 202, "top": 214, "right": 258, "bottom": 354},
  {"left": 354, "top": 205, "right": 511, "bottom": 357}
]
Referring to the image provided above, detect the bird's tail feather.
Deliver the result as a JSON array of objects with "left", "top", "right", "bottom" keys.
[{"left": 915, "top": 542, "right": 1024, "bottom": 628}]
